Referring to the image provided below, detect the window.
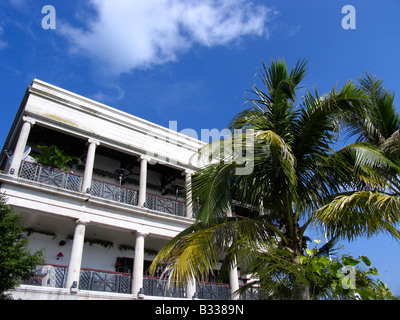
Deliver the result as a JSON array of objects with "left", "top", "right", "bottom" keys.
[{"left": 115, "top": 257, "right": 155, "bottom": 276}]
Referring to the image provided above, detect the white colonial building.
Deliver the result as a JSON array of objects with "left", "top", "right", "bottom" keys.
[{"left": 0, "top": 79, "right": 253, "bottom": 300}]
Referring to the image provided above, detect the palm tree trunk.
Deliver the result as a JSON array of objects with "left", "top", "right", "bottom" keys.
[
  {"left": 293, "top": 282, "right": 311, "bottom": 300},
  {"left": 292, "top": 255, "right": 311, "bottom": 300}
]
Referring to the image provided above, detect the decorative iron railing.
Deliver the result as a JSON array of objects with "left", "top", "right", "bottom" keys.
[
  {"left": 21, "top": 265, "right": 262, "bottom": 299},
  {"left": 239, "top": 285, "right": 265, "bottom": 300},
  {"left": 196, "top": 281, "right": 232, "bottom": 300},
  {"left": 143, "top": 276, "right": 186, "bottom": 298},
  {"left": 22, "top": 264, "right": 68, "bottom": 288},
  {"left": 18, "top": 161, "right": 186, "bottom": 217},
  {"left": 90, "top": 179, "right": 138, "bottom": 206},
  {"left": 21, "top": 265, "right": 131, "bottom": 294},
  {"left": 143, "top": 277, "right": 233, "bottom": 300},
  {"left": 79, "top": 268, "right": 132, "bottom": 294},
  {"left": 146, "top": 193, "right": 186, "bottom": 217},
  {"left": 19, "top": 161, "right": 82, "bottom": 192}
]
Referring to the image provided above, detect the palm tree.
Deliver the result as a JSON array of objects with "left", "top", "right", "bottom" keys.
[
  {"left": 314, "top": 72, "right": 400, "bottom": 256},
  {"left": 150, "top": 59, "right": 400, "bottom": 300},
  {"left": 340, "top": 72, "right": 400, "bottom": 193}
]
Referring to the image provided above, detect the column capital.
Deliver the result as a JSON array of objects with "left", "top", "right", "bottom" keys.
[
  {"left": 139, "top": 155, "right": 152, "bottom": 162},
  {"left": 76, "top": 218, "right": 90, "bottom": 226},
  {"left": 22, "top": 116, "right": 36, "bottom": 126},
  {"left": 88, "top": 138, "right": 100, "bottom": 146},
  {"left": 183, "top": 169, "right": 195, "bottom": 176},
  {"left": 134, "top": 231, "right": 148, "bottom": 238}
]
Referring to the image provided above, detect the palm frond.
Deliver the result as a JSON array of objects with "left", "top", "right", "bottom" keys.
[
  {"left": 190, "top": 127, "right": 297, "bottom": 223},
  {"left": 381, "top": 129, "right": 400, "bottom": 157},
  {"left": 314, "top": 191, "right": 400, "bottom": 241},
  {"left": 337, "top": 142, "right": 400, "bottom": 189},
  {"left": 344, "top": 72, "right": 400, "bottom": 146},
  {"left": 150, "top": 217, "right": 285, "bottom": 286},
  {"left": 316, "top": 235, "right": 340, "bottom": 258},
  {"left": 191, "top": 162, "right": 234, "bottom": 224},
  {"left": 233, "top": 58, "right": 307, "bottom": 141}
]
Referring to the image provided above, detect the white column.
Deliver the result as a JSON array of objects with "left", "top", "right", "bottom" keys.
[
  {"left": 184, "top": 170, "right": 194, "bottom": 218},
  {"left": 138, "top": 156, "right": 148, "bottom": 207},
  {"left": 65, "top": 219, "right": 89, "bottom": 291},
  {"left": 229, "top": 263, "right": 240, "bottom": 300},
  {"left": 132, "top": 232, "right": 147, "bottom": 297},
  {"left": 186, "top": 276, "right": 197, "bottom": 299},
  {"left": 226, "top": 205, "right": 240, "bottom": 300},
  {"left": 8, "top": 117, "right": 35, "bottom": 176},
  {"left": 259, "top": 199, "right": 266, "bottom": 216},
  {"left": 81, "top": 138, "right": 100, "bottom": 193}
]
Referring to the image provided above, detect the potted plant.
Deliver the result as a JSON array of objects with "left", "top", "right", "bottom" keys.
[{"left": 32, "top": 145, "right": 82, "bottom": 171}]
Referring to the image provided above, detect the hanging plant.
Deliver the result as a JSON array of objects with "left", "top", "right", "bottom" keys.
[
  {"left": 144, "top": 248, "right": 158, "bottom": 256},
  {"left": 118, "top": 244, "right": 158, "bottom": 256},
  {"left": 26, "top": 228, "right": 57, "bottom": 239},
  {"left": 84, "top": 238, "right": 114, "bottom": 249},
  {"left": 119, "top": 244, "right": 135, "bottom": 252}
]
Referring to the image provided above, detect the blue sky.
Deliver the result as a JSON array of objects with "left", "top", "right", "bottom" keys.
[{"left": 1, "top": 0, "right": 400, "bottom": 296}]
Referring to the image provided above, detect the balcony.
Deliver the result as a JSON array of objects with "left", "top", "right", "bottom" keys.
[
  {"left": 21, "top": 264, "right": 240, "bottom": 300},
  {"left": 18, "top": 160, "right": 187, "bottom": 218}
]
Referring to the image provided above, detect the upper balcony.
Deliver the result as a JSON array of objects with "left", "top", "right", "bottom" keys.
[
  {"left": 1, "top": 114, "right": 197, "bottom": 219},
  {"left": 18, "top": 159, "right": 187, "bottom": 218},
  {"left": 0, "top": 79, "right": 206, "bottom": 223}
]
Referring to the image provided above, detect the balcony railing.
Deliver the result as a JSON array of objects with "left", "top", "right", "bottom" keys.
[
  {"left": 21, "top": 264, "right": 131, "bottom": 294},
  {"left": 19, "top": 161, "right": 186, "bottom": 217},
  {"left": 90, "top": 178, "right": 138, "bottom": 206},
  {"left": 79, "top": 268, "right": 132, "bottom": 294},
  {"left": 19, "top": 161, "right": 83, "bottom": 192},
  {"left": 143, "top": 276, "right": 186, "bottom": 298},
  {"left": 21, "top": 265, "right": 237, "bottom": 299},
  {"left": 22, "top": 264, "right": 68, "bottom": 288},
  {"left": 146, "top": 193, "right": 186, "bottom": 217},
  {"left": 196, "top": 281, "right": 231, "bottom": 300},
  {"left": 239, "top": 286, "right": 266, "bottom": 300}
]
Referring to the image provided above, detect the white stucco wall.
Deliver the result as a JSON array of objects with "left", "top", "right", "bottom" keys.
[{"left": 27, "top": 232, "right": 156, "bottom": 272}]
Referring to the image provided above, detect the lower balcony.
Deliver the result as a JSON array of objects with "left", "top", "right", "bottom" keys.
[{"left": 20, "top": 264, "right": 243, "bottom": 300}]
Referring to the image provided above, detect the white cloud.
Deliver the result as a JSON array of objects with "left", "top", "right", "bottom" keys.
[
  {"left": 60, "top": 0, "right": 273, "bottom": 75},
  {"left": 0, "top": 40, "right": 7, "bottom": 51},
  {"left": 0, "top": 26, "right": 7, "bottom": 51},
  {"left": 8, "top": 0, "right": 28, "bottom": 10}
]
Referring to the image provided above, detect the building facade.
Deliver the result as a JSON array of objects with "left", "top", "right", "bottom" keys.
[{"left": 0, "top": 79, "right": 246, "bottom": 300}]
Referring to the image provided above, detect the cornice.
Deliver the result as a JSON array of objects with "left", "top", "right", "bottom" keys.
[{"left": 28, "top": 80, "right": 206, "bottom": 151}]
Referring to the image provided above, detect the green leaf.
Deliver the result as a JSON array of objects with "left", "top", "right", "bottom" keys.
[
  {"left": 329, "top": 261, "right": 344, "bottom": 278},
  {"left": 342, "top": 255, "right": 360, "bottom": 267},
  {"left": 299, "top": 256, "right": 308, "bottom": 265},
  {"left": 311, "top": 260, "right": 324, "bottom": 274},
  {"left": 360, "top": 255, "right": 371, "bottom": 267},
  {"left": 318, "top": 256, "right": 330, "bottom": 267},
  {"left": 305, "top": 248, "right": 313, "bottom": 257},
  {"left": 369, "top": 267, "right": 380, "bottom": 276}
]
